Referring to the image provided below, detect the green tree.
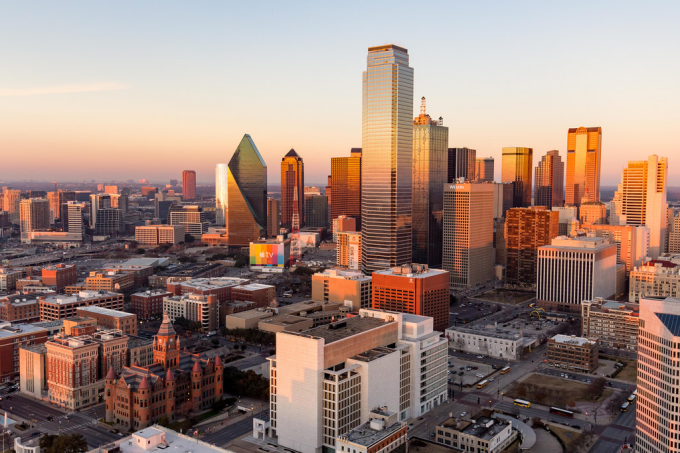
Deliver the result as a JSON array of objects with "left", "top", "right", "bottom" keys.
[{"left": 40, "top": 434, "right": 88, "bottom": 453}]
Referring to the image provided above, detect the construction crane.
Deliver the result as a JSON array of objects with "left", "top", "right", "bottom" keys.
[{"left": 50, "top": 181, "right": 58, "bottom": 192}]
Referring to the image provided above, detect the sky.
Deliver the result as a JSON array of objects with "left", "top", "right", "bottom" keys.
[{"left": 0, "top": 1, "right": 678, "bottom": 185}]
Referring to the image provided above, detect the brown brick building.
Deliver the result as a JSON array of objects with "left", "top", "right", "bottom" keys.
[
  {"left": 39, "top": 291, "right": 124, "bottom": 321},
  {"left": 371, "top": 264, "right": 449, "bottom": 331},
  {"left": 547, "top": 334, "right": 599, "bottom": 373},
  {"left": 105, "top": 314, "right": 223, "bottom": 429},
  {"left": 131, "top": 290, "right": 173, "bottom": 320},
  {"left": 42, "top": 264, "right": 78, "bottom": 293},
  {"left": 76, "top": 306, "right": 138, "bottom": 335},
  {"left": 0, "top": 322, "right": 48, "bottom": 382}
]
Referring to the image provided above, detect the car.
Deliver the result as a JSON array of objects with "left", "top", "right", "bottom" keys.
[
  {"left": 460, "top": 412, "right": 467, "bottom": 417},
  {"left": 447, "top": 371, "right": 451, "bottom": 375},
  {"left": 489, "top": 377, "right": 495, "bottom": 382},
  {"left": 571, "top": 424, "right": 581, "bottom": 430},
  {"left": 47, "top": 416, "right": 54, "bottom": 421},
  {"left": 472, "top": 366, "right": 478, "bottom": 370},
  {"left": 430, "top": 433, "right": 435, "bottom": 438},
  {"left": 447, "top": 378, "right": 451, "bottom": 383},
  {"left": 550, "top": 419, "right": 559, "bottom": 423},
  {"left": 417, "top": 417, "right": 424, "bottom": 421},
  {"left": 466, "top": 366, "right": 471, "bottom": 370},
  {"left": 460, "top": 367, "right": 465, "bottom": 370},
  {"left": 587, "top": 379, "right": 591, "bottom": 383},
  {"left": 581, "top": 378, "right": 587, "bottom": 382},
  {"left": 476, "top": 355, "right": 483, "bottom": 358},
  {"left": 458, "top": 371, "right": 464, "bottom": 376},
  {"left": 476, "top": 373, "right": 484, "bottom": 378}
]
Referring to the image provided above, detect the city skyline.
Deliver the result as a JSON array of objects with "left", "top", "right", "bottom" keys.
[{"left": 1, "top": 2, "right": 678, "bottom": 184}]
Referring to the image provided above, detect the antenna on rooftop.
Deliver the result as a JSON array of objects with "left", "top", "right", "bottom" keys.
[{"left": 420, "top": 97, "right": 426, "bottom": 116}]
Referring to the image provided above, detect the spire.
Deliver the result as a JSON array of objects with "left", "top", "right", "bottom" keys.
[
  {"left": 106, "top": 367, "right": 118, "bottom": 380},
  {"left": 157, "top": 311, "right": 177, "bottom": 337},
  {"left": 165, "top": 368, "right": 175, "bottom": 382},
  {"left": 420, "top": 96, "right": 426, "bottom": 115},
  {"left": 192, "top": 360, "right": 202, "bottom": 374},
  {"left": 284, "top": 149, "right": 300, "bottom": 158},
  {"left": 139, "top": 376, "right": 152, "bottom": 390},
  {"left": 214, "top": 354, "right": 223, "bottom": 367}
]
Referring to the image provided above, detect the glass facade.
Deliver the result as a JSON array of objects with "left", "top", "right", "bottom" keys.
[
  {"left": 215, "top": 163, "right": 228, "bottom": 226},
  {"left": 566, "top": 127, "right": 602, "bottom": 206},
  {"left": 227, "top": 134, "right": 267, "bottom": 246},
  {"left": 361, "top": 45, "right": 414, "bottom": 273},
  {"left": 330, "top": 148, "right": 362, "bottom": 227},
  {"left": 534, "top": 150, "right": 564, "bottom": 209},
  {"left": 501, "top": 147, "right": 533, "bottom": 208},
  {"left": 412, "top": 119, "right": 448, "bottom": 268},
  {"left": 281, "top": 149, "right": 304, "bottom": 229},
  {"left": 447, "top": 148, "right": 476, "bottom": 183}
]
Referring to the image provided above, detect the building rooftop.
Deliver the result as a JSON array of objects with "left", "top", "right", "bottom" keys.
[
  {"left": 41, "top": 290, "right": 120, "bottom": 304},
  {"left": 42, "top": 264, "right": 76, "bottom": 271},
  {"left": 77, "top": 306, "right": 134, "bottom": 318},
  {"left": 547, "top": 236, "right": 614, "bottom": 250},
  {"left": 373, "top": 263, "right": 447, "bottom": 279},
  {"left": 349, "top": 346, "right": 397, "bottom": 363},
  {"left": 259, "top": 314, "right": 310, "bottom": 328},
  {"left": 178, "top": 277, "right": 248, "bottom": 291},
  {"left": 340, "top": 418, "right": 405, "bottom": 447},
  {"left": 226, "top": 308, "right": 275, "bottom": 320},
  {"left": 88, "top": 425, "right": 236, "bottom": 453},
  {"left": 32, "top": 319, "right": 64, "bottom": 329},
  {"left": 290, "top": 316, "right": 392, "bottom": 345},
  {"left": 0, "top": 322, "right": 48, "bottom": 338},
  {"left": 128, "top": 335, "right": 154, "bottom": 348},
  {"left": 156, "top": 262, "right": 223, "bottom": 277},
  {"left": 551, "top": 334, "right": 596, "bottom": 346},
  {"left": 407, "top": 437, "right": 463, "bottom": 453},
  {"left": 278, "top": 299, "right": 341, "bottom": 315},
  {"left": 234, "top": 283, "right": 274, "bottom": 291},
  {"left": 21, "top": 343, "right": 47, "bottom": 353},
  {"left": 120, "top": 258, "right": 169, "bottom": 267},
  {"left": 0, "top": 293, "right": 44, "bottom": 306},
  {"left": 132, "top": 289, "right": 173, "bottom": 297},
  {"left": 315, "top": 268, "right": 372, "bottom": 281},
  {"left": 440, "top": 416, "right": 511, "bottom": 441}
]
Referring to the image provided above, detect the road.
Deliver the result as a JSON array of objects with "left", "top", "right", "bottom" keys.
[
  {"left": 200, "top": 414, "right": 258, "bottom": 446},
  {"left": 589, "top": 406, "right": 636, "bottom": 453},
  {"left": 3, "top": 395, "right": 120, "bottom": 449}
]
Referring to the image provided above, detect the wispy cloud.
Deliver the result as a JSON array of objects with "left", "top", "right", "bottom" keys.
[{"left": 0, "top": 82, "right": 127, "bottom": 97}]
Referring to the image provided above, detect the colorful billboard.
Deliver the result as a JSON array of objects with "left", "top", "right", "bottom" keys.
[{"left": 250, "top": 242, "right": 286, "bottom": 267}]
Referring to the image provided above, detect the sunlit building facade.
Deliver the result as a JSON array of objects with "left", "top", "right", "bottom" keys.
[
  {"left": 182, "top": 170, "right": 196, "bottom": 200},
  {"left": 501, "top": 147, "right": 533, "bottom": 208},
  {"left": 566, "top": 127, "right": 602, "bottom": 206},
  {"left": 20, "top": 198, "right": 50, "bottom": 244},
  {"left": 281, "top": 149, "right": 304, "bottom": 230},
  {"left": 534, "top": 150, "right": 564, "bottom": 209},
  {"left": 215, "top": 163, "right": 228, "bottom": 227},
  {"left": 476, "top": 157, "right": 494, "bottom": 182},
  {"left": 330, "top": 148, "right": 362, "bottom": 227},
  {"left": 443, "top": 183, "right": 495, "bottom": 289},
  {"left": 412, "top": 97, "right": 448, "bottom": 267},
  {"left": 361, "top": 45, "right": 413, "bottom": 273},
  {"left": 227, "top": 134, "right": 267, "bottom": 247}
]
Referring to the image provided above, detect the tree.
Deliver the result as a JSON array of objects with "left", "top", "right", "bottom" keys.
[
  {"left": 606, "top": 391, "right": 629, "bottom": 419},
  {"left": 586, "top": 377, "right": 607, "bottom": 401},
  {"left": 40, "top": 434, "right": 88, "bottom": 453},
  {"left": 158, "top": 415, "right": 170, "bottom": 427},
  {"left": 184, "top": 234, "right": 195, "bottom": 243}
]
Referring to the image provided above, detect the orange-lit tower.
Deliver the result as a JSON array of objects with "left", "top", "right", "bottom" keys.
[{"left": 566, "top": 127, "right": 602, "bottom": 207}]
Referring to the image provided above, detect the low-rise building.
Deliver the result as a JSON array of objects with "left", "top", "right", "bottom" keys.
[
  {"left": 581, "top": 298, "right": 639, "bottom": 351},
  {"left": 257, "top": 314, "right": 314, "bottom": 333},
  {"left": 336, "top": 408, "right": 407, "bottom": 453},
  {"left": 76, "top": 306, "right": 138, "bottom": 335},
  {"left": 0, "top": 292, "right": 47, "bottom": 323},
  {"left": 163, "top": 293, "right": 218, "bottom": 331},
  {"left": 131, "top": 290, "right": 173, "bottom": 320},
  {"left": 135, "top": 225, "right": 185, "bottom": 246},
  {"left": 0, "top": 268, "right": 21, "bottom": 292},
  {"left": 86, "top": 425, "right": 236, "bottom": 453},
  {"left": 435, "top": 414, "right": 516, "bottom": 453},
  {"left": 444, "top": 327, "right": 524, "bottom": 361},
  {"left": 167, "top": 277, "right": 249, "bottom": 302},
  {"left": 337, "top": 231, "right": 362, "bottom": 270},
  {"left": 41, "top": 264, "right": 77, "bottom": 293},
  {"left": 102, "top": 263, "right": 155, "bottom": 287},
  {"left": 0, "top": 322, "right": 48, "bottom": 382},
  {"left": 86, "top": 270, "right": 135, "bottom": 293},
  {"left": 312, "top": 269, "right": 372, "bottom": 312},
  {"left": 629, "top": 259, "right": 680, "bottom": 302},
  {"left": 148, "top": 262, "right": 226, "bottom": 288},
  {"left": 39, "top": 291, "right": 124, "bottom": 321},
  {"left": 546, "top": 335, "right": 598, "bottom": 373},
  {"left": 231, "top": 283, "right": 276, "bottom": 308},
  {"left": 128, "top": 336, "right": 154, "bottom": 367}
]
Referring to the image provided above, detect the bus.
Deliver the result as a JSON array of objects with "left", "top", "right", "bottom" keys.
[
  {"left": 633, "top": 389, "right": 638, "bottom": 395},
  {"left": 477, "top": 380, "right": 488, "bottom": 389},
  {"left": 549, "top": 407, "right": 575, "bottom": 418},
  {"left": 500, "top": 366, "right": 511, "bottom": 375},
  {"left": 514, "top": 399, "right": 531, "bottom": 408},
  {"left": 621, "top": 402, "right": 630, "bottom": 412},
  {"left": 628, "top": 394, "right": 636, "bottom": 403}
]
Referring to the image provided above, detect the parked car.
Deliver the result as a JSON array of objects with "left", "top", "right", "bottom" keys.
[
  {"left": 458, "top": 371, "right": 464, "bottom": 376},
  {"left": 476, "top": 373, "right": 484, "bottom": 378},
  {"left": 460, "top": 412, "right": 467, "bottom": 417},
  {"left": 476, "top": 355, "right": 483, "bottom": 359}
]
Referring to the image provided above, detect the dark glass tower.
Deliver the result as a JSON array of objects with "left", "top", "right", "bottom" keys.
[{"left": 227, "top": 134, "right": 267, "bottom": 246}]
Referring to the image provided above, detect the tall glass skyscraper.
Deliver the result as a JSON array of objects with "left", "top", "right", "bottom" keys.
[
  {"left": 227, "top": 134, "right": 267, "bottom": 247},
  {"left": 534, "top": 150, "right": 564, "bottom": 209},
  {"left": 412, "top": 97, "right": 448, "bottom": 267},
  {"left": 281, "top": 149, "right": 304, "bottom": 230},
  {"left": 215, "top": 163, "right": 228, "bottom": 226},
  {"left": 502, "top": 147, "right": 533, "bottom": 208},
  {"left": 361, "top": 44, "right": 414, "bottom": 273},
  {"left": 566, "top": 127, "right": 602, "bottom": 206},
  {"left": 330, "top": 148, "right": 362, "bottom": 227}
]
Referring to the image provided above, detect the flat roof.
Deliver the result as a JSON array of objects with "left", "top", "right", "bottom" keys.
[
  {"left": 278, "top": 299, "right": 340, "bottom": 314},
  {"left": 440, "top": 416, "right": 510, "bottom": 441},
  {"left": 259, "top": 314, "right": 310, "bottom": 327},
  {"left": 341, "top": 419, "right": 404, "bottom": 447},
  {"left": 128, "top": 336, "right": 154, "bottom": 348},
  {"left": 290, "top": 316, "right": 391, "bottom": 345},
  {"left": 22, "top": 343, "right": 47, "bottom": 353},
  {"left": 234, "top": 283, "right": 274, "bottom": 291},
  {"left": 179, "top": 277, "right": 248, "bottom": 290},
  {"left": 373, "top": 266, "right": 448, "bottom": 279},
  {"left": 227, "top": 309, "right": 274, "bottom": 320},
  {"left": 0, "top": 323, "right": 48, "bottom": 338},
  {"left": 77, "top": 306, "right": 134, "bottom": 318},
  {"left": 349, "top": 346, "right": 396, "bottom": 363},
  {"left": 315, "top": 268, "right": 371, "bottom": 281},
  {"left": 42, "top": 291, "right": 120, "bottom": 304},
  {"left": 132, "top": 289, "right": 173, "bottom": 297},
  {"left": 91, "top": 425, "right": 236, "bottom": 453},
  {"left": 551, "top": 334, "right": 596, "bottom": 346}
]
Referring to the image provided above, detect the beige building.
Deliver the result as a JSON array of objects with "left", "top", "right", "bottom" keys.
[
  {"left": 135, "top": 225, "right": 186, "bottom": 246},
  {"left": 629, "top": 259, "right": 680, "bottom": 302},
  {"left": 163, "top": 293, "right": 218, "bottom": 331},
  {"left": 311, "top": 268, "right": 372, "bottom": 312},
  {"left": 225, "top": 308, "right": 275, "bottom": 330},
  {"left": 582, "top": 298, "right": 639, "bottom": 351},
  {"left": 128, "top": 336, "right": 154, "bottom": 367},
  {"left": 20, "top": 198, "right": 50, "bottom": 244},
  {"left": 86, "top": 270, "right": 135, "bottom": 293},
  {"left": 19, "top": 343, "right": 47, "bottom": 400},
  {"left": 580, "top": 201, "right": 607, "bottom": 225},
  {"left": 336, "top": 409, "right": 407, "bottom": 453},
  {"left": 337, "top": 231, "right": 362, "bottom": 270},
  {"left": 443, "top": 182, "right": 495, "bottom": 289},
  {"left": 435, "top": 414, "right": 516, "bottom": 453},
  {"left": 258, "top": 314, "right": 314, "bottom": 333},
  {"left": 582, "top": 223, "right": 649, "bottom": 273},
  {"left": 269, "top": 309, "right": 448, "bottom": 453},
  {"left": 0, "top": 268, "right": 21, "bottom": 292},
  {"left": 670, "top": 212, "right": 680, "bottom": 253}
]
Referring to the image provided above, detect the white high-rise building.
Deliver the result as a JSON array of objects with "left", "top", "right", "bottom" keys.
[
  {"left": 215, "top": 163, "right": 228, "bottom": 227},
  {"left": 636, "top": 296, "right": 680, "bottom": 453},
  {"left": 613, "top": 155, "right": 668, "bottom": 258},
  {"left": 361, "top": 45, "right": 414, "bottom": 273},
  {"left": 537, "top": 236, "right": 617, "bottom": 312},
  {"left": 268, "top": 309, "right": 447, "bottom": 453}
]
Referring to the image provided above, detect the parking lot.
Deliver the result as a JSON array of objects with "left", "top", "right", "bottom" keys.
[
  {"left": 449, "top": 300, "right": 502, "bottom": 325},
  {"left": 447, "top": 355, "right": 500, "bottom": 387}
]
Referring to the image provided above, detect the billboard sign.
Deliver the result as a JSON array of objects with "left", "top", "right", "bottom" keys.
[{"left": 250, "top": 243, "right": 285, "bottom": 267}]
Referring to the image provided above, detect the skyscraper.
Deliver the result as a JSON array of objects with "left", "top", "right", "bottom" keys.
[
  {"left": 443, "top": 183, "right": 495, "bottom": 289},
  {"left": 215, "top": 163, "right": 228, "bottom": 226},
  {"left": 505, "top": 207, "right": 559, "bottom": 287},
  {"left": 64, "top": 202, "right": 83, "bottom": 237},
  {"left": 227, "top": 134, "right": 267, "bottom": 247},
  {"left": 534, "top": 150, "right": 564, "bottom": 209},
  {"left": 361, "top": 44, "right": 413, "bottom": 273},
  {"left": 281, "top": 149, "right": 304, "bottom": 230},
  {"left": 636, "top": 296, "right": 680, "bottom": 453},
  {"left": 613, "top": 154, "right": 668, "bottom": 258},
  {"left": 330, "top": 148, "right": 362, "bottom": 227},
  {"left": 47, "top": 190, "right": 76, "bottom": 222},
  {"left": 19, "top": 198, "right": 50, "bottom": 243},
  {"left": 476, "top": 157, "right": 494, "bottom": 182},
  {"left": 501, "top": 147, "right": 533, "bottom": 208},
  {"left": 89, "top": 193, "right": 111, "bottom": 230},
  {"left": 448, "top": 148, "right": 476, "bottom": 183},
  {"left": 266, "top": 198, "right": 280, "bottom": 237},
  {"left": 412, "top": 97, "right": 448, "bottom": 267},
  {"left": 182, "top": 170, "right": 196, "bottom": 200},
  {"left": 566, "top": 127, "right": 602, "bottom": 206},
  {"left": 304, "top": 194, "right": 328, "bottom": 228}
]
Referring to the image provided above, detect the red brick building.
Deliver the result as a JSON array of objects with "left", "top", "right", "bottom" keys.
[
  {"left": 0, "top": 322, "right": 48, "bottom": 381},
  {"left": 131, "top": 290, "right": 173, "bottom": 320},
  {"left": 372, "top": 264, "right": 450, "bottom": 331},
  {"left": 105, "top": 314, "right": 223, "bottom": 429},
  {"left": 42, "top": 264, "right": 78, "bottom": 293},
  {"left": 39, "top": 291, "right": 124, "bottom": 321},
  {"left": 231, "top": 284, "right": 276, "bottom": 308}
]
